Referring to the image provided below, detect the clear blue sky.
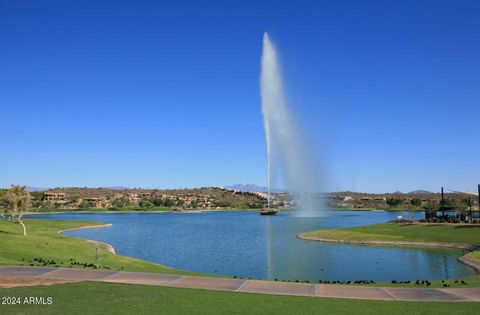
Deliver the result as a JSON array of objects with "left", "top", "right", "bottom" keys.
[{"left": 1, "top": 0, "right": 479, "bottom": 193}]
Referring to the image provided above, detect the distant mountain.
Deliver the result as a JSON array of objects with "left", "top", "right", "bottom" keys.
[
  {"left": 106, "top": 186, "right": 130, "bottom": 190},
  {"left": 28, "top": 187, "right": 50, "bottom": 192},
  {"left": 408, "top": 190, "right": 433, "bottom": 195},
  {"left": 225, "top": 184, "right": 268, "bottom": 193},
  {"left": 392, "top": 191, "right": 404, "bottom": 194}
]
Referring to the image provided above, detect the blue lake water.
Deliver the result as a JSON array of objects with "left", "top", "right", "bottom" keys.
[{"left": 30, "top": 210, "right": 475, "bottom": 282}]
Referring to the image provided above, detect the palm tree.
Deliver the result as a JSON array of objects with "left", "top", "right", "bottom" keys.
[{"left": 5, "top": 185, "right": 32, "bottom": 236}]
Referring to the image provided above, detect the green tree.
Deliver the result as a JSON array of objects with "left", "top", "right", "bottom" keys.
[
  {"left": 139, "top": 199, "right": 153, "bottom": 210},
  {"left": 29, "top": 191, "right": 43, "bottom": 200},
  {"left": 152, "top": 198, "right": 164, "bottom": 207},
  {"left": 164, "top": 198, "right": 176, "bottom": 207},
  {"left": 68, "top": 194, "right": 80, "bottom": 203},
  {"left": 410, "top": 199, "right": 422, "bottom": 208},
  {"left": 453, "top": 199, "right": 469, "bottom": 221},
  {"left": 424, "top": 200, "right": 439, "bottom": 219},
  {"left": 0, "top": 189, "right": 8, "bottom": 215},
  {"left": 190, "top": 200, "right": 198, "bottom": 209},
  {"left": 79, "top": 201, "right": 95, "bottom": 209},
  {"left": 40, "top": 200, "right": 55, "bottom": 210},
  {"left": 4, "top": 185, "right": 32, "bottom": 236},
  {"left": 386, "top": 198, "right": 403, "bottom": 208},
  {"left": 112, "top": 198, "right": 128, "bottom": 210}
]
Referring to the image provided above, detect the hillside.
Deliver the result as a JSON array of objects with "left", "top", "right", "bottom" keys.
[{"left": 29, "top": 187, "right": 267, "bottom": 210}]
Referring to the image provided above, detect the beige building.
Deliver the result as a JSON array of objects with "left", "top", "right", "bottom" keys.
[{"left": 43, "top": 192, "right": 66, "bottom": 201}]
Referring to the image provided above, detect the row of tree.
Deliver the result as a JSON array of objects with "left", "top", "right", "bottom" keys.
[{"left": 386, "top": 198, "right": 473, "bottom": 210}]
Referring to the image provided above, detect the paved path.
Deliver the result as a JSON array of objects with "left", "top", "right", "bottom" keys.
[{"left": 1, "top": 266, "right": 479, "bottom": 302}]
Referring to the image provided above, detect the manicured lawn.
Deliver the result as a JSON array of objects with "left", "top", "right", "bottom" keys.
[
  {"left": 0, "top": 219, "right": 196, "bottom": 275},
  {"left": 467, "top": 251, "right": 480, "bottom": 260},
  {"left": 301, "top": 223, "right": 480, "bottom": 245},
  {"left": 1, "top": 282, "right": 479, "bottom": 315}
]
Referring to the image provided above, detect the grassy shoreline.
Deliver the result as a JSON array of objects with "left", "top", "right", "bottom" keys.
[
  {"left": 300, "top": 223, "right": 480, "bottom": 246},
  {"left": 2, "top": 218, "right": 479, "bottom": 289},
  {"left": 0, "top": 219, "right": 197, "bottom": 275},
  {"left": 299, "top": 223, "right": 480, "bottom": 287}
]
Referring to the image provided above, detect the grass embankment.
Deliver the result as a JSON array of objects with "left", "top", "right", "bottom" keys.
[
  {"left": 300, "top": 223, "right": 480, "bottom": 246},
  {"left": 0, "top": 219, "right": 195, "bottom": 275},
  {"left": 300, "top": 223, "right": 480, "bottom": 288},
  {"left": 1, "top": 282, "right": 479, "bottom": 315},
  {"left": 334, "top": 208, "right": 424, "bottom": 211}
]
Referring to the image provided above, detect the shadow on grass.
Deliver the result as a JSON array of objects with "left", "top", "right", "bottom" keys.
[
  {"left": 454, "top": 225, "right": 480, "bottom": 229},
  {"left": 0, "top": 231, "right": 18, "bottom": 236}
]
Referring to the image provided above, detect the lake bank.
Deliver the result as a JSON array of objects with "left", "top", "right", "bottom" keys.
[
  {"left": 0, "top": 219, "right": 198, "bottom": 276},
  {"left": 3, "top": 213, "right": 479, "bottom": 288},
  {"left": 299, "top": 223, "right": 480, "bottom": 274},
  {"left": 32, "top": 211, "right": 475, "bottom": 283}
]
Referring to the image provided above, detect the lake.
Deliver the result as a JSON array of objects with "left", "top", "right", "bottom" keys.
[{"left": 30, "top": 210, "right": 475, "bottom": 282}]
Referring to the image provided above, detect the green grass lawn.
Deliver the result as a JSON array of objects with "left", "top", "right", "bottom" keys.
[
  {"left": 1, "top": 282, "right": 479, "bottom": 315},
  {"left": 0, "top": 219, "right": 196, "bottom": 275},
  {"left": 301, "top": 223, "right": 480, "bottom": 245}
]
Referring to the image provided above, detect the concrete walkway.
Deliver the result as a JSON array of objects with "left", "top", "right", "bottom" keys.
[{"left": 1, "top": 266, "right": 479, "bottom": 302}]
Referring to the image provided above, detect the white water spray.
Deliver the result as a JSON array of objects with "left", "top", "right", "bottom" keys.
[{"left": 260, "top": 32, "right": 325, "bottom": 216}]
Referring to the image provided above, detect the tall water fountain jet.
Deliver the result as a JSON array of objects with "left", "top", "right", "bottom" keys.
[{"left": 260, "top": 32, "right": 325, "bottom": 216}]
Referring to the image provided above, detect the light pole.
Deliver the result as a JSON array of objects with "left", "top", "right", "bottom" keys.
[
  {"left": 468, "top": 196, "right": 472, "bottom": 223},
  {"left": 95, "top": 247, "right": 99, "bottom": 269},
  {"left": 441, "top": 187, "right": 445, "bottom": 218},
  {"left": 477, "top": 184, "right": 480, "bottom": 220}
]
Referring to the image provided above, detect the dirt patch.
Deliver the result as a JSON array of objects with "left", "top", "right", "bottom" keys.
[{"left": 0, "top": 276, "right": 77, "bottom": 289}]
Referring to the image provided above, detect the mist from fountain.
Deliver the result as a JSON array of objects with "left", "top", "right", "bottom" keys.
[{"left": 260, "top": 32, "right": 325, "bottom": 216}]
